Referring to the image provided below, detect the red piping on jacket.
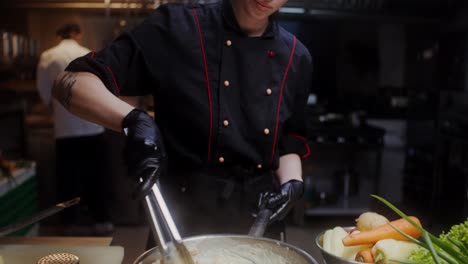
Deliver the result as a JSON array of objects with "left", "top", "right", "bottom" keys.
[
  {"left": 193, "top": 8, "right": 213, "bottom": 162},
  {"left": 106, "top": 66, "right": 121, "bottom": 96},
  {"left": 288, "top": 133, "right": 311, "bottom": 159},
  {"left": 90, "top": 50, "right": 96, "bottom": 58},
  {"left": 269, "top": 36, "right": 297, "bottom": 166}
]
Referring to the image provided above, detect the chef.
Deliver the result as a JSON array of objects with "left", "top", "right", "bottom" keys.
[{"left": 52, "top": 0, "right": 312, "bottom": 243}]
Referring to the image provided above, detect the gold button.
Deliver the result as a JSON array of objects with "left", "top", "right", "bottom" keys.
[
  {"left": 226, "top": 40, "right": 232, "bottom": 47},
  {"left": 264, "top": 128, "right": 270, "bottom": 135},
  {"left": 223, "top": 120, "right": 229, "bottom": 127},
  {"left": 224, "top": 80, "right": 230, "bottom": 87},
  {"left": 219, "top": 157, "right": 225, "bottom": 163},
  {"left": 257, "top": 164, "right": 262, "bottom": 169},
  {"left": 266, "top": 88, "right": 272, "bottom": 95}
]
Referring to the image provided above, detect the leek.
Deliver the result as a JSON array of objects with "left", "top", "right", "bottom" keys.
[{"left": 372, "top": 195, "right": 468, "bottom": 264}]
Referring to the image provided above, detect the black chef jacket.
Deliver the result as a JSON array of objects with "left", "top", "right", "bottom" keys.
[{"left": 67, "top": 0, "right": 312, "bottom": 172}]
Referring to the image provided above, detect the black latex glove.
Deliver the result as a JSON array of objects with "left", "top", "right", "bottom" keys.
[
  {"left": 258, "top": 180, "right": 304, "bottom": 223},
  {"left": 122, "top": 109, "right": 166, "bottom": 199}
]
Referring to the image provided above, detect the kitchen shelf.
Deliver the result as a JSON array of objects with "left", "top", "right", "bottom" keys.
[{"left": 305, "top": 196, "right": 371, "bottom": 216}]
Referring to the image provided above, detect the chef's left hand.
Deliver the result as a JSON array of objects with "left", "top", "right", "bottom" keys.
[{"left": 258, "top": 179, "right": 304, "bottom": 223}]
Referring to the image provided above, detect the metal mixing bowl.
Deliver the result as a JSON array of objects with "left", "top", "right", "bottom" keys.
[
  {"left": 315, "top": 227, "right": 365, "bottom": 264},
  {"left": 135, "top": 234, "right": 319, "bottom": 264}
]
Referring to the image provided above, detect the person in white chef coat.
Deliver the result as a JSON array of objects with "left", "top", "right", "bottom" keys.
[{"left": 37, "top": 23, "right": 114, "bottom": 235}]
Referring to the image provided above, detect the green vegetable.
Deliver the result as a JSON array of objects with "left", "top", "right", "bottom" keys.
[
  {"left": 423, "top": 231, "right": 442, "bottom": 264},
  {"left": 372, "top": 195, "right": 468, "bottom": 264},
  {"left": 441, "top": 220, "right": 468, "bottom": 251},
  {"left": 408, "top": 220, "right": 468, "bottom": 264},
  {"left": 409, "top": 247, "right": 443, "bottom": 264}
]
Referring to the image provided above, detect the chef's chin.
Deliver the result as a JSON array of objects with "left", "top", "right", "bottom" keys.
[{"left": 247, "top": 0, "right": 275, "bottom": 19}]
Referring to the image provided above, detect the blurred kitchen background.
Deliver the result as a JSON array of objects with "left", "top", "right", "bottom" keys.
[{"left": 0, "top": 0, "right": 467, "bottom": 263}]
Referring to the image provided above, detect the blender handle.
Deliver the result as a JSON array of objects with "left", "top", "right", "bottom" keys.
[
  {"left": 248, "top": 208, "right": 272, "bottom": 238},
  {"left": 142, "top": 180, "right": 195, "bottom": 264}
]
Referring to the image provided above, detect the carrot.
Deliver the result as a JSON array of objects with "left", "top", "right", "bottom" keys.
[
  {"left": 355, "top": 248, "right": 374, "bottom": 263},
  {"left": 342, "top": 216, "right": 422, "bottom": 246}
]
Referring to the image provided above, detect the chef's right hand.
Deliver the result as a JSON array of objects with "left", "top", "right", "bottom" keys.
[{"left": 122, "top": 109, "right": 166, "bottom": 199}]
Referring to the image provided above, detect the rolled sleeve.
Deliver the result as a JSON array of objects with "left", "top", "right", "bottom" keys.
[
  {"left": 66, "top": 31, "right": 152, "bottom": 96},
  {"left": 65, "top": 5, "right": 173, "bottom": 96},
  {"left": 280, "top": 134, "right": 310, "bottom": 159},
  {"left": 279, "top": 53, "right": 312, "bottom": 159}
]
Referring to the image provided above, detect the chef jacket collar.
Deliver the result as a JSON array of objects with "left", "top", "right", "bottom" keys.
[{"left": 222, "top": 0, "right": 278, "bottom": 39}]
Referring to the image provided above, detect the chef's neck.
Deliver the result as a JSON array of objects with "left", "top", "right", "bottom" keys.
[
  {"left": 62, "top": 33, "right": 82, "bottom": 44},
  {"left": 231, "top": 0, "right": 269, "bottom": 37}
]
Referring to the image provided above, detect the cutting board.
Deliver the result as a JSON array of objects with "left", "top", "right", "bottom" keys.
[{"left": 0, "top": 244, "right": 124, "bottom": 264}]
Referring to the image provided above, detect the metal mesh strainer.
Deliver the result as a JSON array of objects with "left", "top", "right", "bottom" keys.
[{"left": 37, "top": 253, "right": 79, "bottom": 264}]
